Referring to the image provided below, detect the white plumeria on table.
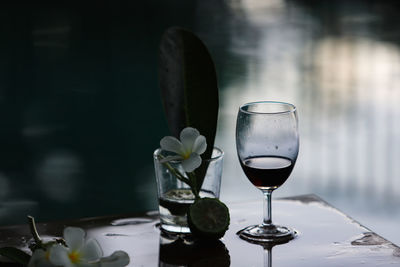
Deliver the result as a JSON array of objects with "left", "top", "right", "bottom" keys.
[
  {"left": 160, "top": 127, "right": 207, "bottom": 172},
  {"left": 29, "top": 249, "right": 54, "bottom": 267},
  {"left": 28, "top": 227, "right": 129, "bottom": 267}
]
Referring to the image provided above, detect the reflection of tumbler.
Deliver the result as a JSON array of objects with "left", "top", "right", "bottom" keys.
[{"left": 158, "top": 234, "right": 230, "bottom": 266}]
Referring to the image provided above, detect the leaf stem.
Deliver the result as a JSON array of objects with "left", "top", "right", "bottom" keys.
[
  {"left": 157, "top": 155, "right": 191, "bottom": 186},
  {"left": 27, "top": 216, "right": 42, "bottom": 246},
  {"left": 157, "top": 155, "right": 200, "bottom": 198},
  {"left": 188, "top": 172, "right": 199, "bottom": 199}
]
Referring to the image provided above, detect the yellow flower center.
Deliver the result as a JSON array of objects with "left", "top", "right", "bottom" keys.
[{"left": 68, "top": 251, "right": 81, "bottom": 264}]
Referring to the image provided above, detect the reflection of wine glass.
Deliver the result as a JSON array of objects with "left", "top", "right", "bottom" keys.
[
  {"left": 236, "top": 101, "right": 299, "bottom": 243},
  {"left": 261, "top": 243, "right": 283, "bottom": 267},
  {"left": 264, "top": 245, "right": 273, "bottom": 267}
]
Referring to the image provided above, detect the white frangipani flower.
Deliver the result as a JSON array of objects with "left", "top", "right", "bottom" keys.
[
  {"left": 49, "top": 227, "right": 103, "bottom": 267},
  {"left": 24, "top": 218, "right": 129, "bottom": 267},
  {"left": 28, "top": 249, "right": 54, "bottom": 267},
  {"left": 160, "top": 127, "right": 207, "bottom": 172}
]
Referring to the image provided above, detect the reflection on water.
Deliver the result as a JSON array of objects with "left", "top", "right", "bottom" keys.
[
  {"left": 0, "top": 173, "right": 38, "bottom": 225},
  {"left": 0, "top": 173, "right": 10, "bottom": 200},
  {"left": 35, "top": 150, "right": 83, "bottom": 202}
]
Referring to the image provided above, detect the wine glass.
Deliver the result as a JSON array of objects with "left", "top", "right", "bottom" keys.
[{"left": 236, "top": 101, "right": 299, "bottom": 243}]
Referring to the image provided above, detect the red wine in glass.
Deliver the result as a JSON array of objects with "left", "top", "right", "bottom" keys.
[{"left": 240, "top": 156, "right": 294, "bottom": 190}]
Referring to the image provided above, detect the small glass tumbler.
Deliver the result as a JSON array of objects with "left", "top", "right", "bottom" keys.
[{"left": 153, "top": 147, "right": 224, "bottom": 234}]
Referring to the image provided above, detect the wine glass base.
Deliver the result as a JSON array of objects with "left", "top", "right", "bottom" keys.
[{"left": 237, "top": 224, "right": 297, "bottom": 244}]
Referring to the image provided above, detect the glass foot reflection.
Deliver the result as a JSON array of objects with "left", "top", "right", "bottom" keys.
[{"left": 237, "top": 224, "right": 296, "bottom": 244}]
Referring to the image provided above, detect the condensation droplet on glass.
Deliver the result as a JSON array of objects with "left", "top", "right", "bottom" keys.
[{"left": 275, "top": 145, "right": 278, "bottom": 150}]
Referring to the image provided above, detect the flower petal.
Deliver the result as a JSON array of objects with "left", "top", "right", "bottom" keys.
[
  {"left": 181, "top": 153, "right": 202, "bottom": 172},
  {"left": 180, "top": 127, "right": 200, "bottom": 152},
  {"left": 159, "top": 155, "right": 183, "bottom": 163},
  {"left": 64, "top": 227, "right": 85, "bottom": 251},
  {"left": 80, "top": 239, "right": 103, "bottom": 261},
  {"left": 160, "top": 136, "right": 184, "bottom": 155},
  {"left": 28, "top": 249, "right": 45, "bottom": 264},
  {"left": 99, "top": 251, "right": 130, "bottom": 267},
  {"left": 49, "top": 245, "right": 73, "bottom": 267},
  {"left": 192, "top": 135, "right": 207, "bottom": 155},
  {"left": 28, "top": 249, "right": 52, "bottom": 267}
]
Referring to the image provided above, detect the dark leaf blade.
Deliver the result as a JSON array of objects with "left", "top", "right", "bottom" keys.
[
  {"left": 158, "top": 27, "right": 219, "bottom": 190},
  {"left": 180, "top": 29, "right": 218, "bottom": 157},
  {"left": 0, "top": 247, "right": 31, "bottom": 265},
  {"left": 159, "top": 27, "right": 187, "bottom": 138}
]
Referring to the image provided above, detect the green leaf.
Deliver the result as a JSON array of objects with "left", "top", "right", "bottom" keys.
[
  {"left": 0, "top": 247, "right": 31, "bottom": 265},
  {"left": 158, "top": 27, "right": 219, "bottom": 190}
]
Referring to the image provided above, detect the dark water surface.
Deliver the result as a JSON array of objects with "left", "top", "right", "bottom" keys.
[{"left": 0, "top": 1, "right": 400, "bottom": 245}]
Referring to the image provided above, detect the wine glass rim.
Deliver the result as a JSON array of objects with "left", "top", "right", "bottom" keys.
[{"left": 239, "top": 101, "right": 297, "bottom": 115}]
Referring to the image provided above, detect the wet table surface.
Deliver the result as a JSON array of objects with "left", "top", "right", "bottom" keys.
[{"left": 1, "top": 194, "right": 399, "bottom": 266}]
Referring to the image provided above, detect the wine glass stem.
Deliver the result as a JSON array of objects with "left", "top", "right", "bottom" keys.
[{"left": 263, "top": 190, "right": 273, "bottom": 226}]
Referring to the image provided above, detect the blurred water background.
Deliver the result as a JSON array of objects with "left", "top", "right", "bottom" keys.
[{"left": 0, "top": 1, "right": 399, "bottom": 245}]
